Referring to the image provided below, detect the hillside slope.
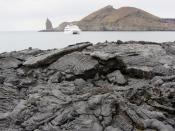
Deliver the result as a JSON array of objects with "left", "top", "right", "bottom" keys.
[{"left": 55, "top": 5, "right": 175, "bottom": 31}]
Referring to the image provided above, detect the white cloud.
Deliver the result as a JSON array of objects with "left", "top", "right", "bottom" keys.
[{"left": 0, "top": 0, "right": 175, "bottom": 31}]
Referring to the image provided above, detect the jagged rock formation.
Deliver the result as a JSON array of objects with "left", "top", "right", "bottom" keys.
[
  {"left": 0, "top": 41, "right": 175, "bottom": 131},
  {"left": 55, "top": 5, "right": 175, "bottom": 31},
  {"left": 45, "top": 18, "right": 54, "bottom": 31}
]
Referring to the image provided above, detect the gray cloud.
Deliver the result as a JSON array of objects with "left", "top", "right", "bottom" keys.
[{"left": 0, "top": 0, "right": 175, "bottom": 31}]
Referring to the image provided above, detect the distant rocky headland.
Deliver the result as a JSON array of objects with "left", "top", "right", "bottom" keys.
[
  {"left": 41, "top": 5, "right": 175, "bottom": 32},
  {"left": 0, "top": 40, "right": 175, "bottom": 130}
]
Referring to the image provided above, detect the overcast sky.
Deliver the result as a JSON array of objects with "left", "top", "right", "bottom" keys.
[{"left": 0, "top": 0, "right": 175, "bottom": 31}]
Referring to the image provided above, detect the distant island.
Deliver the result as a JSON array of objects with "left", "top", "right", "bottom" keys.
[{"left": 41, "top": 5, "right": 175, "bottom": 31}]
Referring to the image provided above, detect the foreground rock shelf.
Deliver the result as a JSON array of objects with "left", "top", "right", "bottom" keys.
[{"left": 0, "top": 41, "right": 175, "bottom": 131}]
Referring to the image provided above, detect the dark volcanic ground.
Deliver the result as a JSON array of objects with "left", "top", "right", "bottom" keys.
[{"left": 0, "top": 41, "right": 175, "bottom": 131}]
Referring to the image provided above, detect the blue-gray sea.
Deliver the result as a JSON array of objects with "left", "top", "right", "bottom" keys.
[{"left": 0, "top": 31, "right": 175, "bottom": 53}]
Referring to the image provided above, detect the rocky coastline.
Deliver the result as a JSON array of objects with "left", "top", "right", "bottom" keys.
[
  {"left": 0, "top": 40, "right": 175, "bottom": 131},
  {"left": 41, "top": 6, "right": 175, "bottom": 32}
]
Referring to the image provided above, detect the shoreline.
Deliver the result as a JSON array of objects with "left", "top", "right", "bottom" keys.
[
  {"left": 0, "top": 40, "right": 175, "bottom": 55},
  {"left": 0, "top": 40, "right": 175, "bottom": 131},
  {"left": 40, "top": 29, "right": 175, "bottom": 32}
]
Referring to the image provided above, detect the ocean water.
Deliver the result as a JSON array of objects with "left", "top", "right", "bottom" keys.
[{"left": 0, "top": 31, "right": 175, "bottom": 53}]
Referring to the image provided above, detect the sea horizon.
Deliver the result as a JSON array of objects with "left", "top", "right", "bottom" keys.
[{"left": 0, "top": 31, "right": 175, "bottom": 53}]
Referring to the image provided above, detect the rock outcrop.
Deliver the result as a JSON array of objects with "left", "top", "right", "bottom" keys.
[
  {"left": 55, "top": 5, "right": 175, "bottom": 31},
  {"left": 0, "top": 41, "right": 175, "bottom": 131},
  {"left": 23, "top": 42, "right": 92, "bottom": 67},
  {"left": 46, "top": 18, "right": 53, "bottom": 30}
]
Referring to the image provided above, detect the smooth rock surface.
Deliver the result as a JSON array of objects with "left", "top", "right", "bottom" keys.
[
  {"left": 23, "top": 42, "right": 92, "bottom": 67},
  {"left": 49, "top": 52, "right": 98, "bottom": 77},
  {"left": 0, "top": 57, "right": 22, "bottom": 69},
  {"left": 107, "top": 70, "right": 127, "bottom": 85}
]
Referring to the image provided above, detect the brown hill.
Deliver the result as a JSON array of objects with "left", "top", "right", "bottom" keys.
[{"left": 55, "top": 5, "right": 175, "bottom": 31}]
